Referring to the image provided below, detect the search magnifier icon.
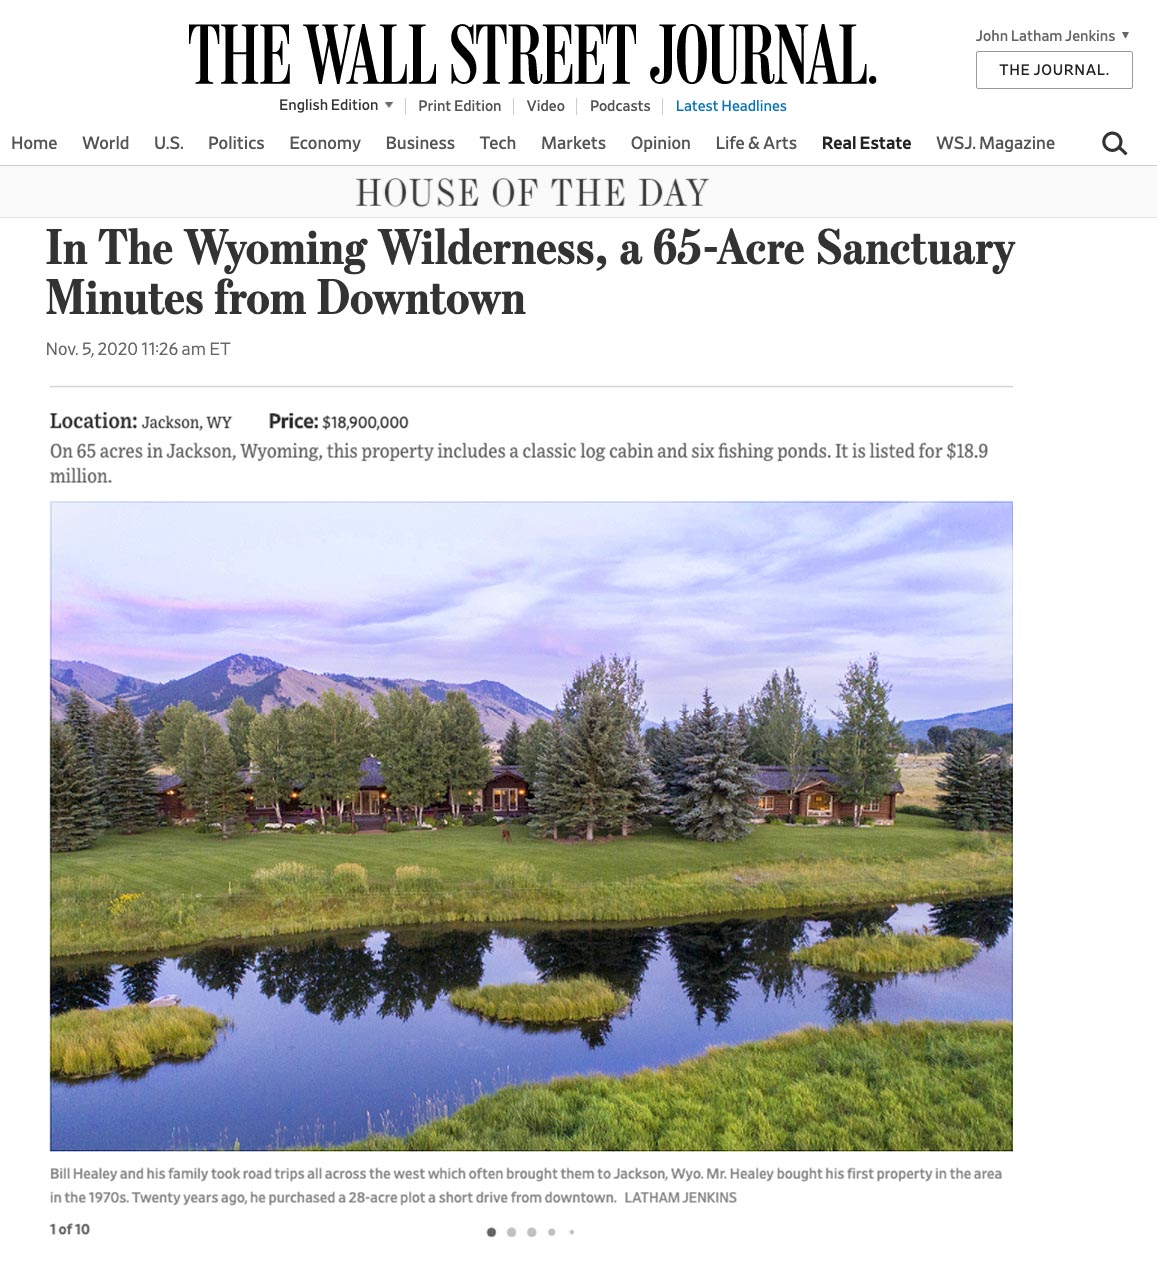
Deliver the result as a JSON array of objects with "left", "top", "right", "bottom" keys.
[{"left": 1102, "top": 131, "right": 1127, "bottom": 156}]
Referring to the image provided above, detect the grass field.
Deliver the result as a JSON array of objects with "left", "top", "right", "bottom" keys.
[
  {"left": 897, "top": 754, "right": 946, "bottom": 809},
  {"left": 793, "top": 932, "right": 980, "bottom": 975},
  {"left": 319, "top": 1021, "right": 1012, "bottom": 1152},
  {"left": 50, "top": 816, "right": 1012, "bottom": 958},
  {"left": 50, "top": 1005, "right": 228, "bottom": 1078}
]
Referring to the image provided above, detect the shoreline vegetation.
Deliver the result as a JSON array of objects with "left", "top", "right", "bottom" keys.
[
  {"left": 50, "top": 1004, "right": 229, "bottom": 1079},
  {"left": 50, "top": 817, "right": 1012, "bottom": 960},
  {"left": 311, "top": 1021, "right": 1013, "bottom": 1152},
  {"left": 449, "top": 977, "right": 630, "bottom": 1025},
  {"left": 793, "top": 932, "right": 980, "bottom": 975}
]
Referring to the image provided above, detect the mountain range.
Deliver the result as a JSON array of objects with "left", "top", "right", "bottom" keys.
[
  {"left": 51, "top": 654, "right": 1012, "bottom": 744},
  {"left": 49, "top": 654, "right": 553, "bottom": 739},
  {"left": 899, "top": 704, "right": 1013, "bottom": 739}
]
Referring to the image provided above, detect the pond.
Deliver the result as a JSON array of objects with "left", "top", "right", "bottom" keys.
[{"left": 50, "top": 896, "right": 1012, "bottom": 1151}]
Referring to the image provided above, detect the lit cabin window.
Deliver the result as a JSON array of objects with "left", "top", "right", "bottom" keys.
[{"left": 806, "top": 792, "right": 833, "bottom": 816}]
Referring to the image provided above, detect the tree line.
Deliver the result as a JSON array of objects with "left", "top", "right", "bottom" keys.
[
  {"left": 50, "top": 685, "right": 493, "bottom": 849},
  {"left": 51, "top": 651, "right": 945, "bottom": 852},
  {"left": 524, "top": 653, "right": 904, "bottom": 842}
]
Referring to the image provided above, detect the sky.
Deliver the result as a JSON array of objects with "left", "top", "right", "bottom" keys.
[{"left": 50, "top": 502, "right": 1012, "bottom": 723}]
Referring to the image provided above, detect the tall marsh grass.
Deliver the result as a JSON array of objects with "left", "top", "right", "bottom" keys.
[
  {"left": 449, "top": 976, "right": 630, "bottom": 1024},
  {"left": 329, "top": 1021, "right": 1012, "bottom": 1152},
  {"left": 794, "top": 932, "right": 980, "bottom": 974},
  {"left": 50, "top": 1005, "right": 229, "bottom": 1078}
]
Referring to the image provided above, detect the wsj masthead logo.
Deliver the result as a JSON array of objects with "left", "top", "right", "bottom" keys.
[{"left": 187, "top": 23, "right": 876, "bottom": 87}]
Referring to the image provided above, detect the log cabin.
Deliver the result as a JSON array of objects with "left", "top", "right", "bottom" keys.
[{"left": 751, "top": 765, "right": 902, "bottom": 824}]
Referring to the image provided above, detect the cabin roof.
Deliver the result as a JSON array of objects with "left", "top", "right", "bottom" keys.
[{"left": 752, "top": 765, "right": 903, "bottom": 795}]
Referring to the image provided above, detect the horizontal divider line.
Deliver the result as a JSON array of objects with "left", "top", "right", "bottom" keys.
[{"left": 51, "top": 383, "right": 1014, "bottom": 390}]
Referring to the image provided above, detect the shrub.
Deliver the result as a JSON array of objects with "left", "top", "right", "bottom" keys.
[
  {"left": 897, "top": 804, "right": 941, "bottom": 819},
  {"left": 332, "top": 822, "right": 357, "bottom": 835},
  {"left": 394, "top": 865, "right": 442, "bottom": 891},
  {"left": 490, "top": 860, "right": 538, "bottom": 890},
  {"left": 798, "top": 817, "right": 818, "bottom": 826},
  {"left": 386, "top": 821, "right": 406, "bottom": 833},
  {"left": 764, "top": 815, "right": 783, "bottom": 825},
  {"left": 332, "top": 862, "right": 369, "bottom": 892},
  {"left": 251, "top": 861, "right": 326, "bottom": 890}
]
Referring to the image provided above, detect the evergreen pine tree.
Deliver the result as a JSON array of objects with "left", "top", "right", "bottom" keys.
[
  {"left": 140, "top": 710, "right": 165, "bottom": 765},
  {"left": 50, "top": 722, "right": 98, "bottom": 852},
  {"left": 528, "top": 719, "right": 567, "bottom": 839},
  {"left": 65, "top": 687, "right": 99, "bottom": 764},
  {"left": 982, "top": 748, "right": 1013, "bottom": 831},
  {"left": 556, "top": 683, "right": 631, "bottom": 841},
  {"left": 65, "top": 687, "right": 104, "bottom": 824},
  {"left": 645, "top": 716, "right": 686, "bottom": 809},
  {"left": 530, "top": 655, "right": 653, "bottom": 841},
  {"left": 96, "top": 699, "right": 157, "bottom": 834},
  {"left": 500, "top": 720, "right": 523, "bottom": 766},
  {"left": 936, "top": 730, "right": 993, "bottom": 830},
  {"left": 672, "top": 696, "right": 759, "bottom": 842},
  {"left": 612, "top": 727, "right": 666, "bottom": 836}
]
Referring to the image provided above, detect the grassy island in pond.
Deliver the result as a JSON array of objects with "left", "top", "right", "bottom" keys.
[
  {"left": 449, "top": 977, "right": 630, "bottom": 1025},
  {"left": 322, "top": 1021, "right": 1011, "bottom": 1152},
  {"left": 794, "top": 932, "right": 980, "bottom": 975},
  {"left": 51, "top": 1005, "right": 229, "bottom": 1079},
  {"left": 50, "top": 817, "right": 1012, "bottom": 958}
]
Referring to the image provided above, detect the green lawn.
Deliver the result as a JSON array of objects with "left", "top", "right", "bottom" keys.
[
  {"left": 321, "top": 1021, "right": 1012, "bottom": 1152},
  {"left": 51, "top": 817, "right": 1012, "bottom": 958}
]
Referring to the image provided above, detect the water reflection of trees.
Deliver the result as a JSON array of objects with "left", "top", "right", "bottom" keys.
[
  {"left": 50, "top": 965, "right": 113, "bottom": 1015},
  {"left": 930, "top": 896, "right": 1013, "bottom": 949},
  {"left": 820, "top": 907, "right": 896, "bottom": 939},
  {"left": 376, "top": 932, "right": 491, "bottom": 1020},
  {"left": 520, "top": 927, "right": 662, "bottom": 997},
  {"left": 51, "top": 903, "right": 997, "bottom": 1029},
  {"left": 119, "top": 958, "right": 163, "bottom": 1005},
  {"left": 257, "top": 941, "right": 385, "bottom": 1021},
  {"left": 665, "top": 921, "right": 754, "bottom": 1024},
  {"left": 820, "top": 973, "right": 889, "bottom": 1023},
  {"left": 178, "top": 947, "right": 258, "bottom": 995},
  {"left": 744, "top": 918, "right": 811, "bottom": 1004}
]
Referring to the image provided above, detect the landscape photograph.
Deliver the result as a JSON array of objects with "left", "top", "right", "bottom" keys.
[{"left": 50, "top": 501, "right": 1013, "bottom": 1152}]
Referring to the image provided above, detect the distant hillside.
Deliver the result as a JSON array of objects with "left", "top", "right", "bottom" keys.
[
  {"left": 901, "top": 704, "right": 1013, "bottom": 740},
  {"left": 50, "top": 678, "right": 111, "bottom": 722},
  {"left": 50, "top": 659, "right": 155, "bottom": 704},
  {"left": 49, "top": 653, "right": 553, "bottom": 738}
]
